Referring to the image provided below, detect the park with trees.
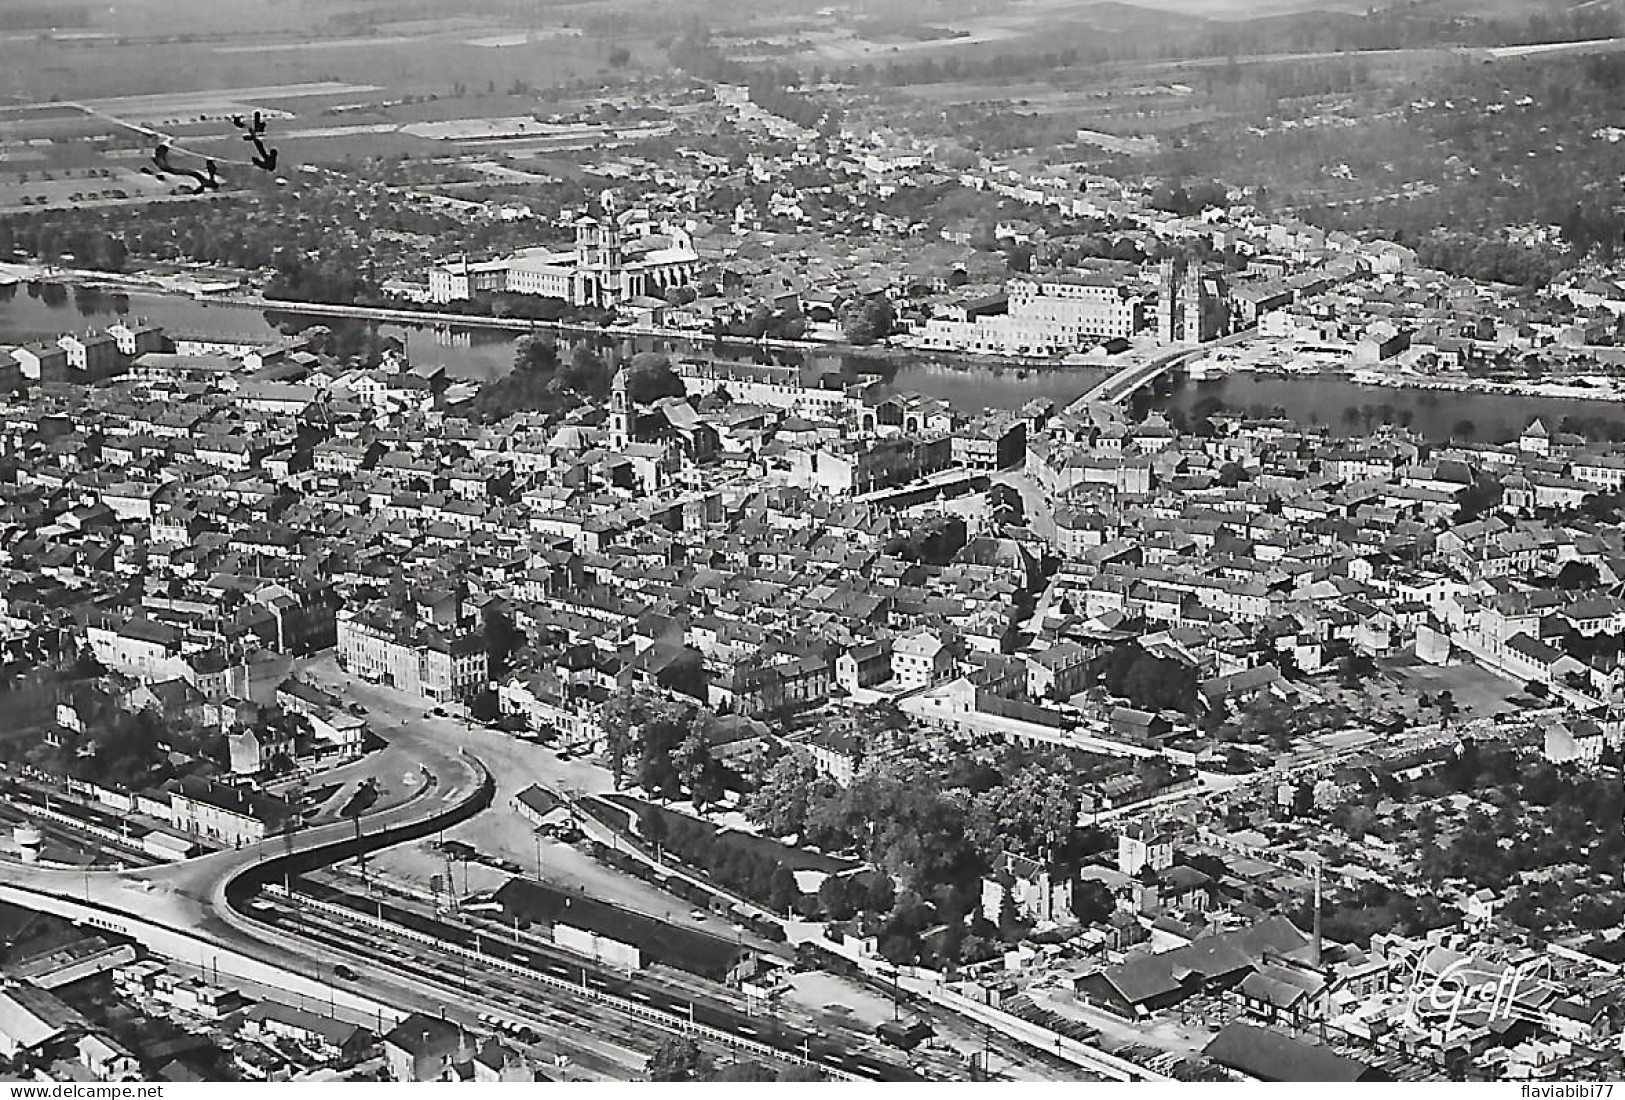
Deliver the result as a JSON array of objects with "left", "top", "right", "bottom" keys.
[{"left": 595, "top": 685, "right": 1166, "bottom": 966}]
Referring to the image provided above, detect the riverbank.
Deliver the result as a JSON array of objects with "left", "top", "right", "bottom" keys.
[
  {"left": 1348, "top": 367, "right": 1625, "bottom": 404},
  {"left": 2, "top": 257, "right": 1138, "bottom": 373},
  {"left": 1188, "top": 353, "right": 1625, "bottom": 406},
  {"left": 1191, "top": 334, "right": 1625, "bottom": 406},
  {"left": 10, "top": 264, "right": 1625, "bottom": 439},
  {"left": 0, "top": 260, "right": 245, "bottom": 299}
]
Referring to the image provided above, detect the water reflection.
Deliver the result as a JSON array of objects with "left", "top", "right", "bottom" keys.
[
  {"left": 5, "top": 285, "right": 1625, "bottom": 444},
  {"left": 73, "top": 285, "right": 130, "bottom": 319}
]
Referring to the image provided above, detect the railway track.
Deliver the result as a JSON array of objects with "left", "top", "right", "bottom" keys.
[
  {"left": 244, "top": 880, "right": 914, "bottom": 1082},
  {"left": 246, "top": 891, "right": 667, "bottom": 1078}
]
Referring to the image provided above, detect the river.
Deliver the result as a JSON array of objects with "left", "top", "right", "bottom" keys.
[
  {"left": 1159, "top": 374, "right": 1625, "bottom": 446},
  {"left": 4, "top": 280, "right": 1622, "bottom": 444}
]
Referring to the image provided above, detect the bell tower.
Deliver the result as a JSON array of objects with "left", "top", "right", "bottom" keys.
[{"left": 609, "top": 366, "right": 629, "bottom": 449}]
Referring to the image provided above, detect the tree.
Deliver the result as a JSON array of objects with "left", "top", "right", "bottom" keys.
[
  {"left": 639, "top": 805, "right": 668, "bottom": 847},
  {"left": 1338, "top": 653, "right": 1377, "bottom": 689},
  {"left": 839, "top": 295, "right": 895, "bottom": 345},
  {"left": 1455, "top": 477, "right": 1504, "bottom": 522},
  {"left": 646, "top": 1037, "right": 707, "bottom": 1081},
  {"left": 625, "top": 351, "right": 686, "bottom": 404},
  {"left": 1092, "top": 643, "right": 1199, "bottom": 713},
  {"left": 966, "top": 763, "right": 1080, "bottom": 859},
  {"left": 1070, "top": 878, "right": 1116, "bottom": 925},
  {"left": 743, "top": 751, "right": 826, "bottom": 837},
  {"left": 560, "top": 342, "right": 612, "bottom": 398},
  {"left": 1183, "top": 852, "right": 1229, "bottom": 882},
  {"left": 677, "top": 727, "right": 723, "bottom": 812},
  {"left": 467, "top": 336, "right": 574, "bottom": 423},
  {"left": 843, "top": 764, "right": 985, "bottom": 896},
  {"left": 607, "top": 45, "right": 632, "bottom": 67},
  {"left": 600, "top": 691, "right": 640, "bottom": 787},
  {"left": 72, "top": 645, "right": 105, "bottom": 679},
  {"left": 636, "top": 704, "right": 694, "bottom": 799},
  {"left": 996, "top": 884, "right": 1020, "bottom": 937},
  {"left": 515, "top": 336, "right": 560, "bottom": 374},
  {"left": 1556, "top": 560, "right": 1600, "bottom": 589},
  {"left": 863, "top": 871, "right": 896, "bottom": 915},
  {"left": 1226, "top": 693, "right": 1297, "bottom": 750},
  {"left": 600, "top": 689, "right": 697, "bottom": 791},
  {"left": 655, "top": 647, "right": 708, "bottom": 701},
  {"left": 819, "top": 874, "right": 857, "bottom": 920},
  {"left": 769, "top": 866, "right": 801, "bottom": 913},
  {"left": 483, "top": 606, "right": 522, "bottom": 677},
  {"left": 469, "top": 689, "right": 501, "bottom": 724}
]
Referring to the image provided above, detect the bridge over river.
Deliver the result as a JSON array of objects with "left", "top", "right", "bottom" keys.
[{"left": 1069, "top": 328, "right": 1257, "bottom": 411}]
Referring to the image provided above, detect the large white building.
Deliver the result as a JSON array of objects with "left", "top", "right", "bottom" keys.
[
  {"left": 169, "top": 776, "right": 295, "bottom": 847},
  {"left": 912, "top": 276, "right": 1144, "bottom": 356},
  {"left": 428, "top": 201, "right": 700, "bottom": 308},
  {"left": 672, "top": 360, "right": 854, "bottom": 419},
  {"left": 336, "top": 609, "right": 487, "bottom": 703}
]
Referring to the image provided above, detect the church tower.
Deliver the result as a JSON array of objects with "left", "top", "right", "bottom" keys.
[
  {"left": 1181, "top": 261, "right": 1205, "bottom": 343},
  {"left": 1156, "top": 256, "right": 1182, "bottom": 344},
  {"left": 601, "top": 212, "right": 623, "bottom": 271},
  {"left": 609, "top": 366, "right": 629, "bottom": 450}
]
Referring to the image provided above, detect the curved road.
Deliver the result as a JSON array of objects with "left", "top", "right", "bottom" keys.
[{"left": 0, "top": 726, "right": 492, "bottom": 980}]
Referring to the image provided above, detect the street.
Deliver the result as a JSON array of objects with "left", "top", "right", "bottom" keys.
[{"left": 294, "top": 654, "right": 754, "bottom": 929}]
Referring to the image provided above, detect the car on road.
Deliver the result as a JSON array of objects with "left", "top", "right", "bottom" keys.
[
  {"left": 333, "top": 964, "right": 358, "bottom": 981},
  {"left": 348, "top": 703, "right": 367, "bottom": 716},
  {"left": 689, "top": 909, "right": 708, "bottom": 922}
]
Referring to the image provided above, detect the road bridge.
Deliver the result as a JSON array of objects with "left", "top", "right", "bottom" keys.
[
  {"left": 1069, "top": 328, "right": 1256, "bottom": 410},
  {"left": 0, "top": 730, "right": 492, "bottom": 1018}
]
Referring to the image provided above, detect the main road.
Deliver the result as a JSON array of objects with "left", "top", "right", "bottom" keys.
[
  {"left": 0, "top": 693, "right": 913, "bottom": 1078},
  {"left": 0, "top": 722, "right": 487, "bottom": 917}
]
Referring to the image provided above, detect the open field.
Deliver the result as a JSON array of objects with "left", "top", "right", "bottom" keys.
[
  {"left": 2, "top": 30, "right": 632, "bottom": 104},
  {"left": 1132, "top": 0, "right": 1376, "bottom": 15},
  {"left": 0, "top": 165, "right": 176, "bottom": 213},
  {"left": 1483, "top": 34, "right": 1625, "bottom": 58},
  {"left": 755, "top": 0, "right": 1389, "bottom": 66},
  {"left": 79, "top": 82, "right": 382, "bottom": 111},
  {"left": 321, "top": 93, "right": 537, "bottom": 126},
  {"left": 468, "top": 29, "right": 585, "bottom": 48},
  {"left": 0, "top": 84, "right": 568, "bottom": 174},
  {"left": 5, "top": 0, "right": 586, "bottom": 40},
  {"left": 65, "top": 0, "right": 338, "bottom": 37},
  {"left": 1385, "top": 657, "right": 1528, "bottom": 721},
  {"left": 373, "top": 17, "right": 503, "bottom": 36}
]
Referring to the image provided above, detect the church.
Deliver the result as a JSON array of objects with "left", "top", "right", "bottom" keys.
[
  {"left": 428, "top": 194, "right": 700, "bottom": 308},
  {"left": 602, "top": 366, "right": 720, "bottom": 493}
]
